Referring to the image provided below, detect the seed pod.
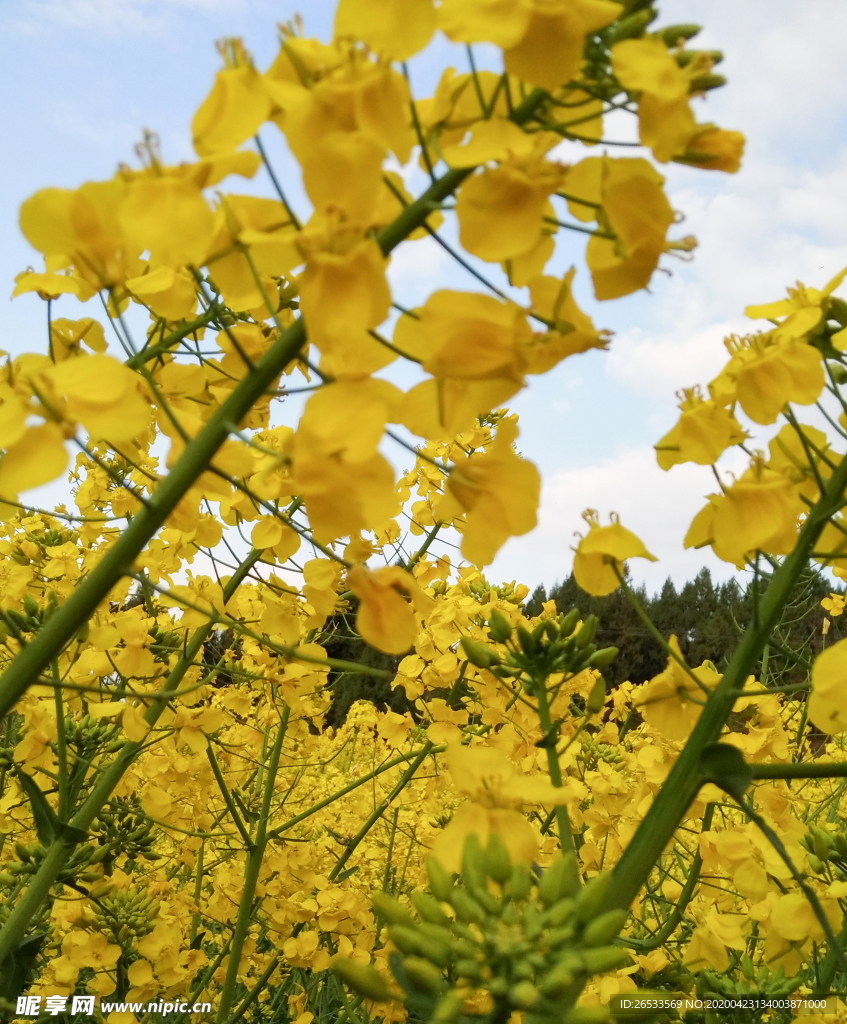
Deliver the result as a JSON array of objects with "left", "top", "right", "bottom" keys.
[
  {"left": 88, "top": 844, "right": 112, "bottom": 864},
  {"left": 412, "top": 892, "right": 449, "bottom": 927},
  {"left": 484, "top": 832, "right": 512, "bottom": 885},
  {"left": 403, "top": 955, "right": 445, "bottom": 993},
  {"left": 558, "top": 608, "right": 580, "bottom": 637},
  {"left": 582, "top": 909, "right": 627, "bottom": 947},
  {"left": 388, "top": 925, "right": 424, "bottom": 956},
  {"left": 372, "top": 892, "right": 415, "bottom": 927},
  {"left": 450, "top": 889, "right": 487, "bottom": 927},
  {"left": 575, "top": 873, "right": 612, "bottom": 923},
  {"left": 505, "top": 862, "right": 533, "bottom": 902},
  {"left": 660, "top": 23, "right": 701, "bottom": 46},
  {"left": 332, "top": 959, "right": 392, "bottom": 1002},
  {"left": 563, "top": 1006, "right": 612, "bottom": 1024},
  {"left": 460, "top": 637, "right": 500, "bottom": 669},
  {"left": 488, "top": 609, "right": 513, "bottom": 643},
  {"left": 538, "top": 854, "right": 580, "bottom": 907},
  {"left": 0, "top": 871, "right": 16, "bottom": 885},
  {"left": 510, "top": 982, "right": 539, "bottom": 1010},
  {"left": 573, "top": 616, "right": 598, "bottom": 650},
  {"left": 579, "top": 946, "right": 631, "bottom": 974}
]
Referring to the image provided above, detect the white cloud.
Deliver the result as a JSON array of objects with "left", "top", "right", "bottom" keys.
[{"left": 490, "top": 444, "right": 749, "bottom": 592}]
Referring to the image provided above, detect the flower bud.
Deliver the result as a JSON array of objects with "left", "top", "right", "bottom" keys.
[
  {"left": 460, "top": 637, "right": 500, "bottom": 669},
  {"left": 423, "top": 859, "right": 453, "bottom": 904},
  {"left": 516, "top": 625, "right": 538, "bottom": 655},
  {"left": 484, "top": 832, "right": 512, "bottom": 885},
  {"left": 827, "top": 361, "right": 847, "bottom": 385},
  {"left": 575, "top": 873, "right": 612, "bottom": 922},
  {"left": 372, "top": 892, "right": 415, "bottom": 927},
  {"left": 505, "top": 862, "right": 533, "bottom": 902},
  {"left": 455, "top": 958, "right": 482, "bottom": 980},
  {"left": 538, "top": 854, "right": 581, "bottom": 907},
  {"left": 589, "top": 647, "right": 618, "bottom": 670},
  {"left": 574, "top": 616, "right": 598, "bottom": 649},
  {"left": 579, "top": 946, "right": 631, "bottom": 974},
  {"left": 563, "top": 1006, "right": 612, "bottom": 1024},
  {"left": 488, "top": 609, "right": 513, "bottom": 643},
  {"left": 558, "top": 608, "right": 580, "bottom": 637},
  {"left": 606, "top": 7, "right": 657, "bottom": 44},
  {"left": 586, "top": 676, "right": 607, "bottom": 714},
  {"left": 450, "top": 889, "right": 487, "bottom": 926},
  {"left": 403, "top": 955, "right": 445, "bottom": 993},
  {"left": 509, "top": 981, "right": 539, "bottom": 1010},
  {"left": 432, "top": 993, "right": 462, "bottom": 1022},
  {"left": 388, "top": 924, "right": 425, "bottom": 956},
  {"left": 542, "top": 897, "right": 575, "bottom": 927},
  {"left": 689, "top": 73, "right": 727, "bottom": 92},
  {"left": 411, "top": 892, "right": 449, "bottom": 927},
  {"left": 332, "top": 958, "right": 392, "bottom": 1002},
  {"left": 582, "top": 908, "right": 627, "bottom": 947},
  {"left": 660, "top": 23, "right": 701, "bottom": 46}
]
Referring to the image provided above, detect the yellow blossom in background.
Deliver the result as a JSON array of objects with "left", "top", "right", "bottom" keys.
[
  {"left": 435, "top": 418, "right": 540, "bottom": 565},
  {"left": 572, "top": 510, "right": 656, "bottom": 596},
  {"left": 347, "top": 565, "right": 434, "bottom": 655},
  {"left": 655, "top": 388, "right": 746, "bottom": 469},
  {"left": 635, "top": 637, "right": 720, "bottom": 741}
]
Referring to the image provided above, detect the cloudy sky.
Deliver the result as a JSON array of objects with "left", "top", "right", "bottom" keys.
[{"left": 2, "top": 0, "right": 846, "bottom": 594}]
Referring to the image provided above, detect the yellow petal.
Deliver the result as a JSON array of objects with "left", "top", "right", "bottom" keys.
[{"left": 0, "top": 423, "right": 68, "bottom": 498}]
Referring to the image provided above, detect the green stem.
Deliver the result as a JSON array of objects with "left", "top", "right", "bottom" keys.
[
  {"left": 534, "top": 679, "right": 577, "bottom": 862},
  {"left": 601, "top": 449, "right": 847, "bottom": 915},
  {"left": 215, "top": 702, "right": 289, "bottom": 1023}
]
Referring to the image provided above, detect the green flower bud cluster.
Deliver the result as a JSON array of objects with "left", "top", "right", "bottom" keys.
[
  {"left": 466, "top": 579, "right": 525, "bottom": 607},
  {"left": 0, "top": 839, "right": 104, "bottom": 888},
  {"left": 334, "top": 832, "right": 630, "bottom": 1024},
  {"left": 66, "top": 715, "right": 125, "bottom": 758},
  {"left": 1, "top": 591, "right": 60, "bottom": 638},
  {"left": 90, "top": 796, "right": 160, "bottom": 864},
  {"left": 91, "top": 885, "right": 161, "bottom": 942},
  {"left": 800, "top": 823, "right": 847, "bottom": 877},
  {"left": 148, "top": 623, "right": 183, "bottom": 662},
  {"left": 576, "top": 736, "right": 624, "bottom": 772},
  {"left": 697, "top": 958, "right": 802, "bottom": 1017},
  {"left": 460, "top": 608, "right": 617, "bottom": 702}
]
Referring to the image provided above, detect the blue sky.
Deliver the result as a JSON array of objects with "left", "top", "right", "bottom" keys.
[{"left": 2, "top": 0, "right": 847, "bottom": 593}]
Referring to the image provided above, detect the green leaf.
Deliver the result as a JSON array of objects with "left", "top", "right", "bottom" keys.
[
  {"left": 699, "top": 743, "right": 753, "bottom": 801},
  {"left": 15, "top": 767, "right": 88, "bottom": 846},
  {"left": 15, "top": 768, "right": 59, "bottom": 845},
  {"left": 0, "top": 934, "right": 45, "bottom": 1000}
]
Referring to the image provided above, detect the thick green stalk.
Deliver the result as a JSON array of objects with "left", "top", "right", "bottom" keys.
[
  {"left": 600, "top": 450, "right": 847, "bottom": 914},
  {"left": 215, "top": 704, "right": 289, "bottom": 1023},
  {"left": 0, "top": 550, "right": 261, "bottom": 969}
]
